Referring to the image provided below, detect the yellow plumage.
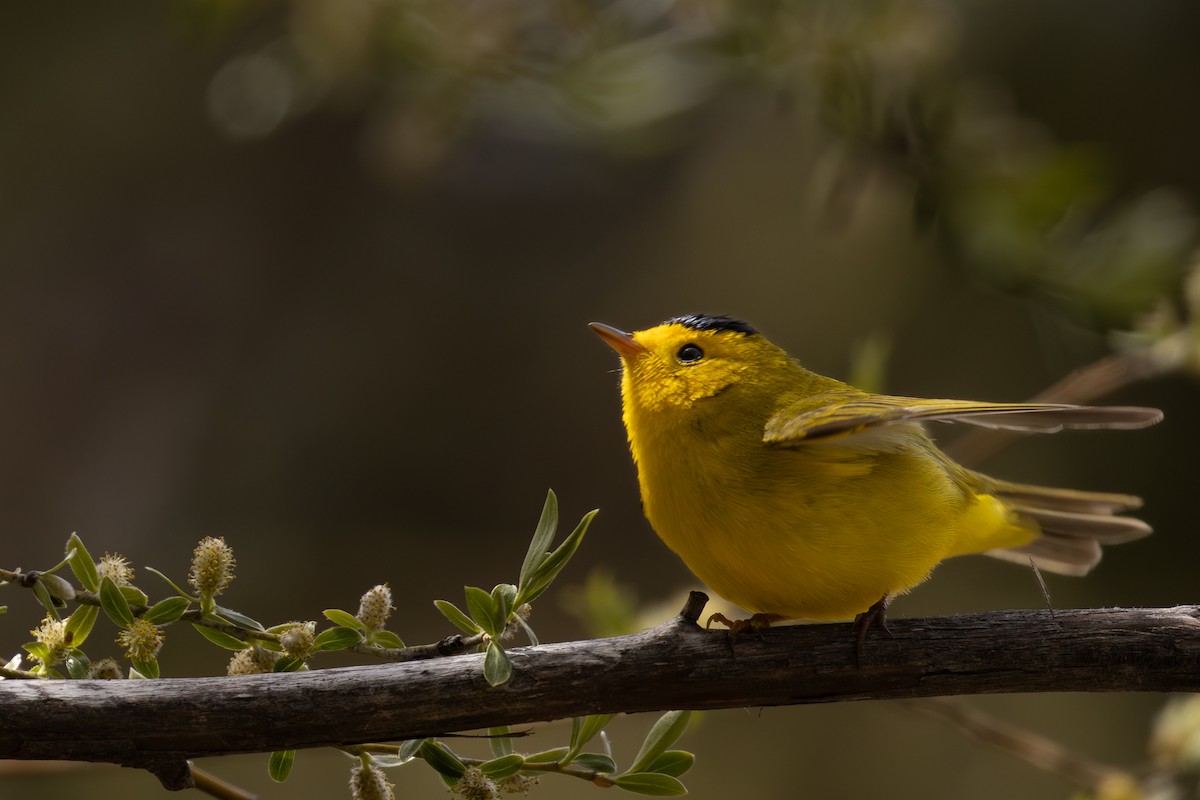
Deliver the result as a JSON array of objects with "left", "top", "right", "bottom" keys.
[{"left": 592, "top": 314, "right": 1161, "bottom": 622}]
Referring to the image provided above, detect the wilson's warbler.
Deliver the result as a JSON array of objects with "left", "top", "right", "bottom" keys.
[{"left": 591, "top": 314, "right": 1162, "bottom": 631}]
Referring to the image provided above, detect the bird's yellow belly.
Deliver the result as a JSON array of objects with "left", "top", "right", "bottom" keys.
[{"left": 638, "top": 443, "right": 975, "bottom": 620}]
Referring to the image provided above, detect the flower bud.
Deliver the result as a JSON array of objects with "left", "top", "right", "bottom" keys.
[
  {"left": 189, "top": 536, "right": 236, "bottom": 599},
  {"left": 452, "top": 767, "right": 500, "bottom": 800},
  {"left": 349, "top": 762, "right": 395, "bottom": 800},
  {"left": 356, "top": 584, "right": 394, "bottom": 632},
  {"left": 87, "top": 657, "right": 124, "bottom": 679},
  {"left": 500, "top": 774, "right": 538, "bottom": 795},
  {"left": 97, "top": 553, "right": 135, "bottom": 587},
  {"left": 38, "top": 574, "right": 76, "bottom": 603},
  {"left": 279, "top": 621, "right": 317, "bottom": 660},
  {"left": 226, "top": 645, "right": 279, "bottom": 675},
  {"left": 30, "top": 616, "right": 70, "bottom": 666},
  {"left": 116, "top": 618, "right": 163, "bottom": 663}
]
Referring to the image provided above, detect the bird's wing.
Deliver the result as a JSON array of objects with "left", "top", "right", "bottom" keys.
[{"left": 763, "top": 394, "right": 1162, "bottom": 445}]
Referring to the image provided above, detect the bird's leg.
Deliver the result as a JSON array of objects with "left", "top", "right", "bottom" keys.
[
  {"left": 853, "top": 595, "right": 892, "bottom": 664},
  {"left": 706, "top": 612, "right": 784, "bottom": 638}
]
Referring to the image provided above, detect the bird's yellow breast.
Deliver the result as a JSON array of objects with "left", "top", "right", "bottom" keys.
[{"left": 627, "top": 396, "right": 983, "bottom": 619}]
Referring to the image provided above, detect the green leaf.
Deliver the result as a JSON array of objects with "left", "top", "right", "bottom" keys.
[
  {"left": 483, "top": 641, "right": 512, "bottom": 686},
  {"left": 119, "top": 586, "right": 149, "bottom": 608},
  {"left": 64, "top": 605, "right": 100, "bottom": 648},
  {"left": 522, "top": 747, "right": 569, "bottom": 765},
  {"left": 99, "top": 577, "right": 134, "bottom": 627},
  {"left": 465, "top": 585, "right": 499, "bottom": 636},
  {"left": 479, "top": 754, "right": 525, "bottom": 779},
  {"left": 573, "top": 753, "right": 618, "bottom": 774},
  {"left": 368, "top": 630, "right": 405, "bottom": 649},
  {"left": 313, "top": 626, "right": 363, "bottom": 651},
  {"left": 131, "top": 657, "right": 160, "bottom": 679},
  {"left": 570, "top": 714, "right": 615, "bottom": 760},
  {"left": 66, "top": 535, "right": 100, "bottom": 592},
  {"left": 323, "top": 608, "right": 366, "bottom": 631},
  {"left": 645, "top": 750, "right": 694, "bottom": 778},
  {"left": 268, "top": 749, "right": 296, "bottom": 782},
  {"left": 23, "top": 642, "right": 50, "bottom": 662},
  {"left": 65, "top": 650, "right": 91, "bottom": 680},
  {"left": 143, "top": 597, "right": 191, "bottom": 625},
  {"left": 370, "top": 753, "right": 414, "bottom": 768},
  {"left": 397, "top": 738, "right": 425, "bottom": 762},
  {"left": 31, "top": 580, "right": 61, "bottom": 615},
  {"left": 273, "top": 656, "right": 306, "bottom": 672},
  {"left": 491, "top": 583, "right": 517, "bottom": 628},
  {"left": 513, "top": 612, "right": 539, "bottom": 646},
  {"left": 488, "top": 726, "right": 513, "bottom": 758},
  {"left": 628, "top": 711, "right": 692, "bottom": 775},
  {"left": 519, "top": 489, "right": 559, "bottom": 589},
  {"left": 419, "top": 740, "right": 466, "bottom": 779},
  {"left": 434, "top": 600, "right": 481, "bottom": 635},
  {"left": 191, "top": 624, "right": 248, "bottom": 650},
  {"left": 514, "top": 509, "right": 597, "bottom": 607},
  {"left": 144, "top": 567, "right": 196, "bottom": 601},
  {"left": 215, "top": 606, "right": 264, "bottom": 631},
  {"left": 613, "top": 772, "right": 688, "bottom": 796},
  {"left": 563, "top": 716, "right": 588, "bottom": 764}
]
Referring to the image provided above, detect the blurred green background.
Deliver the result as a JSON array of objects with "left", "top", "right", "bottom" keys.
[{"left": 3, "top": 1, "right": 1199, "bottom": 798}]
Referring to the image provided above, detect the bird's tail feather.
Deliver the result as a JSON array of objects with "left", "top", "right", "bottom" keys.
[{"left": 985, "top": 480, "right": 1151, "bottom": 576}]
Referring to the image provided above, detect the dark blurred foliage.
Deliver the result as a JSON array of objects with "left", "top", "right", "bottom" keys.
[{"left": 2, "top": 1, "right": 1200, "bottom": 798}]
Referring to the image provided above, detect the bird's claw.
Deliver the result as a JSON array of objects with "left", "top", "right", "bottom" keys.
[
  {"left": 706, "top": 612, "right": 783, "bottom": 639},
  {"left": 853, "top": 595, "right": 894, "bottom": 665}
]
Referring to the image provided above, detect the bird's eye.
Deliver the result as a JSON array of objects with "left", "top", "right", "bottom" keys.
[{"left": 676, "top": 343, "right": 704, "bottom": 364}]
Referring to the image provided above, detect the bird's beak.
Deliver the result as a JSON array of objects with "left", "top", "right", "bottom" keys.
[{"left": 590, "top": 322, "right": 646, "bottom": 357}]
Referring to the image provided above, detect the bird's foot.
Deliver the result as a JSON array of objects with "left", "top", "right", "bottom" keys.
[
  {"left": 706, "top": 612, "right": 784, "bottom": 638},
  {"left": 853, "top": 595, "right": 893, "bottom": 665}
]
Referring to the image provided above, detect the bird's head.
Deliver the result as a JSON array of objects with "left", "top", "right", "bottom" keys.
[{"left": 590, "top": 314, "right": 792, "bottom": 416}]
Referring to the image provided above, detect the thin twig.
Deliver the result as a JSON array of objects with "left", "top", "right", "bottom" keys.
[
  {"left": 0, "top": 666, "right": 41, "bottom": 680},
  {"left": 902, "top": 698, "right": 1127, "bottom": 789},
  {"left": 944, "top": 347, "right": 1173, "bottom": 465},
  {"left": 190, "top": 763, "right": 259, "bottom": 800},
  {"left": 346, "top": 632, "right": 488, "bottom": 662},
  {"left": 2, "top": 567, "right": 483, "bottom": 665}
]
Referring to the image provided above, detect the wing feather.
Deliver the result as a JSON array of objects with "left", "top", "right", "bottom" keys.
[{"left": 764, "top": 394, "right": 1162, "bottom": 445}]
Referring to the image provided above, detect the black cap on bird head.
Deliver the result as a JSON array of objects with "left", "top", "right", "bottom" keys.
[{"left": 664, "top": 314, "right": 758, "bottom": 335}]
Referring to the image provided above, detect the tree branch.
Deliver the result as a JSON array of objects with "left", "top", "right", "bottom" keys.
[{"left": 4, "top": 594, "right": 1200, "bottom": 790}]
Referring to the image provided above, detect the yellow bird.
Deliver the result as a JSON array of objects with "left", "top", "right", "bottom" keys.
[{"left": 591, "top": 314, "right": 1162, "bottom": 632}]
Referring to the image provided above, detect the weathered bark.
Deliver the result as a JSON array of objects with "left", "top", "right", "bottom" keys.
[{"left": 4, "top": 595, "right": 1200, "bottom": 790}]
